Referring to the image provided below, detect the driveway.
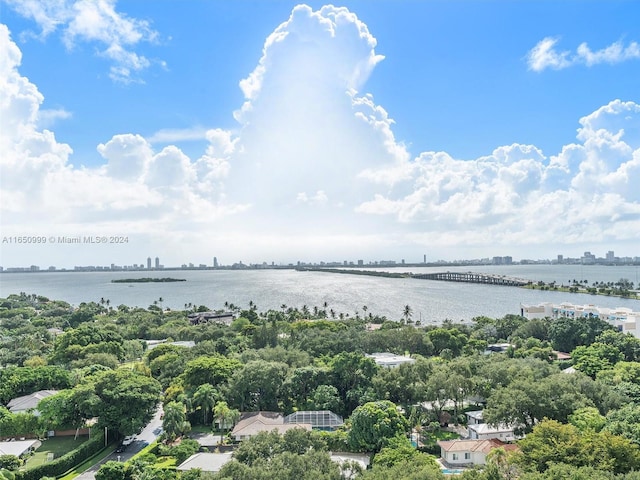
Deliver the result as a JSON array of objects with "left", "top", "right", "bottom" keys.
[{"left": 75, "top": 406, "right": 163, "bottom": 480}]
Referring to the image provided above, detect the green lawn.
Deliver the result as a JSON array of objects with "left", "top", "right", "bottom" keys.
[
  {"left": 420, "top": 430, "right": 460, "bottom": 445},
  {"left": 24, "top": 435, "right": 90, "bottom": 468}
]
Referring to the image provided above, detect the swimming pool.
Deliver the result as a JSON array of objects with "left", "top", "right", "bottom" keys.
[{"left": 441, "top": 468, "right": 464, "bottom": 475}]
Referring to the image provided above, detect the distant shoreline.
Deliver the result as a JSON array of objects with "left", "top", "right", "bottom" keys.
[{"left": 111, "top": 277, "right": 187, "bottom": 283}]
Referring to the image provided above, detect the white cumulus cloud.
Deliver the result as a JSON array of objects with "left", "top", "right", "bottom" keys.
[
  {"left": 2, "top": 4, "right": 640, "bottom": 266},
  {"left": 3, "top": 0, "right": 160, "bottom": 83},
  {"left": 527, "top": 36, "right": 640, "bottom": 72}
]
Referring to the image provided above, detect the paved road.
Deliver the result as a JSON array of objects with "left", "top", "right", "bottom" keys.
[{"left": 75, "top": 406, "right": 163, "bottom": 480}]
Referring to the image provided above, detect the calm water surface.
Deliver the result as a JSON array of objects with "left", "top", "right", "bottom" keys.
[{"left": 1, "top": 265, "right": 638, "bottom": 324}]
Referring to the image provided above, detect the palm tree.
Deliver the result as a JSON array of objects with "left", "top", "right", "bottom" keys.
[
  {"left": 192, "top": 383, "right": 218, "bottom": 425},
  {"left": 403, "top": 305, "right": 413, "bottom": 324},
  {"left": 214, "top": 400, "right": 240, "bottom": 434},
  {"left": 162, "top": 401, "right": 189, "bottom": 443}
]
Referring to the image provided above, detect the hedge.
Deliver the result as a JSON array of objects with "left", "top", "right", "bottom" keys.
[{"left": 15, "top": 432, "right": 105, "bottom": 480}]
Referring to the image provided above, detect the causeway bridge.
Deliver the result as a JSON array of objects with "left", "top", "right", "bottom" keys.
[{"left": 412, "top": 271, "right": 530, "bottom": 287}]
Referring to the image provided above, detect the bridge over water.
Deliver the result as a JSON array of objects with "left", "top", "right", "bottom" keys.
[{"left": 412, "top": 271, "right": 530, "bottom": 287}]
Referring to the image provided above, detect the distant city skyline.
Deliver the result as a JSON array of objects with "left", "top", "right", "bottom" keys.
[
  {"left": 1, "top": 2, "right": 639, "bottom": 268},
  {"left": 2, "top": 249, "right": 639, "bottom": 273}
]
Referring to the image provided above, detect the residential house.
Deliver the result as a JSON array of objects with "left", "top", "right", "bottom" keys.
[
  {"left": 437, "top": 439, "right": 519, "bottom": 467},
  {"left": 366, "top": 352, "right": 415, "bottom": 368},
  {"left": 176, "top": 452, "right": 233, "bottom": 472},
  {"left": 230, "top": 412, "right": 311, "bottom": 442},
  {"left": 466, "top": 411, "right": 484, "bottom": 425},
  {"left": 7, "top": 390, "right": 58, "bottom": 416},
  {"left": 468, "top": 423, "right": 519, "bottom": 442},
  {"left": 0, "top": 439, "right": 41, "bottom": 457},
  {"left": 188, "top": 312, "right": 234, "bottom": 326}
]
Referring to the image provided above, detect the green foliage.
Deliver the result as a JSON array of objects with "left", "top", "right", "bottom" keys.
[
  {"left": 329, "top": 352, "right": 377, "bottom": 416},
  {"left": 518, "top": 419, "right": 640, "bottom": 474},
  {"left": 162, "top": 401, "right": 190, "bottom": 442},
  {"left": 231, "top": 429, "right": 329, "bottom": 467},
  {"left": 604, "top": 403, "right": 640, "bottom": 444},
  {"left": 52, "top": 324, "right": 125, "bottom": 364},
  {"left": 92, "top": 369, "right": 162, "bottom": 436},
  {"left": 360, "top": 455, "right": 445, "bottom": 480},
  {"left": 0, "top": 412, "right": 43, "bottom": 438},
  {"left": 0, "top": 366, "right": 71, "bottom": 405},
  {"left": 572, "top": 343, "right": 624, "bottom": 378},
  {"left": 548, "top": 316, "right": 614, "bottom": 353},
  {"left": 227, "top": 360, "right": 288, "bottom": 411},
  {"left": 347, "top": 400, "right": 409, "bottom": 453},
  {"left": 372, "top": 435, "right": 422, "bottom": 468},
  {"left": 95, "top": 460, "right": 126, "bottom": 480},
  {"left": 181, "top": 356, "right": 242, "bottom": 393},
  {"left": 569, "top": 407, "right": 606, "bottom": 433},
  {"left": 0, "top": 456, "right": 20, "bottom": 471},
  {"left": 217, "top": 449, "right": 341, "bottom": 480},
  {"left": 158, "top": 439, "right": 200, "bottom": 464}
]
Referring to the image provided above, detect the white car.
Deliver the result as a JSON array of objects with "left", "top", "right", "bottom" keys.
[{"left": 122, "top": 435, "right": 136, "bottom": 446}]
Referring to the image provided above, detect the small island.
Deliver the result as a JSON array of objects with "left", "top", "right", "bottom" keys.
[{"left": 111, "top": 277, "right": 187, "bottom": 283}]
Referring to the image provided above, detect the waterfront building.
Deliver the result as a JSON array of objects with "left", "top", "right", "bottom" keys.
[{"left": 520, "top": 302, "right": 640, "bottom": 337}]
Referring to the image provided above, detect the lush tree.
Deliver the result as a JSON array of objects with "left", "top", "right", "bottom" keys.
[
  {"left": 309, "top": 385, "right": 342, "bottom": 413},
  {"left": 329, "top": 352, "right": 377, "bottom": 416},
  {"left": 95, "top": 461, "right": 126, "bottom": 480},
  {"left": 181, "top": 355, "right": 241, "bottom": 393},
  {"left": 569, "top": 407, "right": 606, "bottom": 433},
  {"left": 213, "top": 401, "right": 239, "bottom": 433},
  {"left": 0, "top": 456, "right": 20, "bottom": 471},
  {"left": 38, "top": 385, "right": 100, "bottom": 432},
  {"left": 372, "top": 435, "right": 426, "bottom": 468},
  {"left": 427, "top": 328, "right": 468, "bottom": 356},
  {"left": 227, "top": 360, "right": 288, "bottom": 411},
  {"left": 0, "top": 365, "right": 71, "bottom": 405},
  {"left": 162, "top": 401, "right": 190, "bottom": 442},
  {"left": 361, "top": 455, "right": 444, "bottom": 480},
  {"left": 572, "top": 343, "right": 624, "bottom": 378},
  {"left": 548, "top": 316, "right": 614, "bottom": 353},
  {"left": 192, "top": 383, "right": 218, "bottom": 425},
  {"left": 92, "top": 369, "right": 162, "bottom": 436},
  {"left": 518, "top": 419, "right": 640, "bottom": 474},
  {"left": 604, "top": 403, "right": 640, "bottom": 444},
  {"left": 347, "top": 400, "right": 409, "bottom": 453},
  {"left": 282, "top": 365, "right": 327, "bottom": 410}
]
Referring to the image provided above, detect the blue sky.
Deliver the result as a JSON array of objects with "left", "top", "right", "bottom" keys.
[{"left": 1, "top": 0, "right": 640, "bottom": 268}]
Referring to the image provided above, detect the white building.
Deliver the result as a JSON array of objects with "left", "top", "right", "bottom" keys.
[
  {"left": 520, "top": 302, "right": 640, "bottom": 337},
  {"left": 468, "top": 423, "right": 520, "bottom": 442},
  {"left": 366, "top": 352, "right": 415, "bottom": 368}
]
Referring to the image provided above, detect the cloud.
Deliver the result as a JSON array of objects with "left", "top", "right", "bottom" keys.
[
  {"left": 147, "top": 127, "right": 210, "bottom": 144},
  {"left": 2, "top": 5, "right": 640, "bottom": 266},
  {"left": 0, "top": 23, "right": 244, "bottom": 239},
  {"left": 3, "top": 0, "right": 160, "bottom": 83},
  {"left": 527, "top": 36, "right": 640, "bottom": 72}
]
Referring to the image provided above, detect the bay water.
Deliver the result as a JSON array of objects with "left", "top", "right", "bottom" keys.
[{"left": 1, "top": 264, "right": 638, "bottom": 324}]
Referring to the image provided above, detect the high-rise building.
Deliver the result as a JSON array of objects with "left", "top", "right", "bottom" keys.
[
  {"left": 557, "top": 254, "right": 563, "bottom": 264},
  {"left": 606, "top": 251, "right": 615, "bottom": 262},
  {"left": 213, "top": 257, "right": 218, "bottom": 268},
  {"left": 155, "top": 257, "right": 160, "bottom": 269},
  {"left": 147, "top": 257, "right": 151, "bottom": 269}
]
